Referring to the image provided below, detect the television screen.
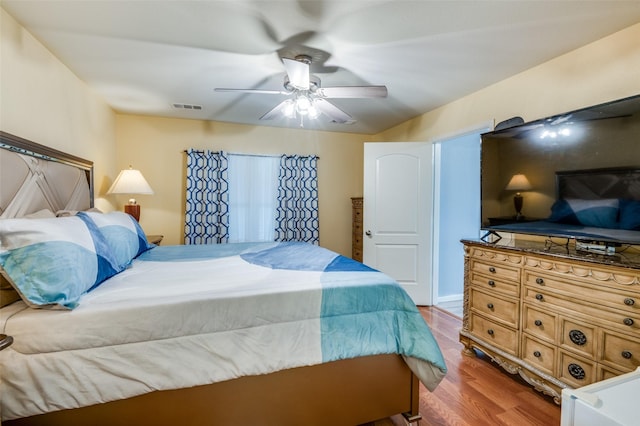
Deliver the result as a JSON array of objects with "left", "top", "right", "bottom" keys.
[{"left": 480, "top": 94, "right": 640, "bottom": 246}]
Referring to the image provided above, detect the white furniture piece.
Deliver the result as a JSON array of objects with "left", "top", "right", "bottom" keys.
[{"left": 561, "top": 367, "right": 640, "bottom": 426}]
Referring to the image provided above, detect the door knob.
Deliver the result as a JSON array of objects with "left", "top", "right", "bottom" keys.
[{"left": 365, "top": 230, "right": 372, "bottom": 237}]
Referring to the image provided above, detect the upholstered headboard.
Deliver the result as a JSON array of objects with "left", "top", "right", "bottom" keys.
[
  {"left": 0, "top": 131, "right": 94, "bottom": 307},
  {"left": 556, "top": 167, "right": 640, "bottom": 201},
  {"left": 0, "top": 131, "right": 93, "bottom": 218}
]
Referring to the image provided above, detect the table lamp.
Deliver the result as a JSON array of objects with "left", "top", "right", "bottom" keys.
[
  {"left": 107, "top": 166, "right": 154, "bottom": 221},
  {"left": 505, "top": 173, "right": 532, "bottom": 219}
]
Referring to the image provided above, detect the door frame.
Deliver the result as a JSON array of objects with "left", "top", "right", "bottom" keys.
[{"left": 430, "top": 121, "right": 493, "bottom": 305}]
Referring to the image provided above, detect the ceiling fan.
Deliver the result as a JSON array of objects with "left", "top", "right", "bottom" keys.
[{"left": 214, "top": 55, "right": 388, "bottom": 124}]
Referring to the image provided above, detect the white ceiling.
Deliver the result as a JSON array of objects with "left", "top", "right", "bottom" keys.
[{"left": 3, "top": 1, "right": 640, "bottom": 134}]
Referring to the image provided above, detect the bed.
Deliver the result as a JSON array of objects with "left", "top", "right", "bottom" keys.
[{"left": 0, "top": 131, "right": 447, "bottom": 426}]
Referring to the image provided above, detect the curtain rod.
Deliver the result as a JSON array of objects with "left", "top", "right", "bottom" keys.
[{"left": 183, "top": 150, "right": 319, "bottom": 159}]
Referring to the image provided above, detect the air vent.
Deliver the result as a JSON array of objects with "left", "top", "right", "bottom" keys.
[{"left": 172, "top": 103, "right": 203, "bottom": 110}]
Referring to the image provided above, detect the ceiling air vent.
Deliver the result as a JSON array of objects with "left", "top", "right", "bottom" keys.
[{"left": 172, "top": 103, "right": 203, "bottom": 110}]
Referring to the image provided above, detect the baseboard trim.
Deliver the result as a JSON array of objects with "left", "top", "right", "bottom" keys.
[{"left": 436, "top": 294, "right": 463, "bottom": 304}]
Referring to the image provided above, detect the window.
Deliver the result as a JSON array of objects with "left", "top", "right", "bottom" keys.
[
  {"left": 185, "top": 150, "right": 319, "bottom": 245},
  {"left": 227, "top": 154, "right": 280, "bottom": 243}
]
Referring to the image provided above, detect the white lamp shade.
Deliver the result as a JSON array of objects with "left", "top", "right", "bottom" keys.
[
  {"left": 505, "top": 174, "right": 532, "bottom": 191},
  {"left": 107, "top": 168, "right": 154, "bottom": 195}
]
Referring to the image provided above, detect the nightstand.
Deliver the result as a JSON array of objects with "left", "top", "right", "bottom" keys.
[{"left": 147, "top": 234, "right": 164, "bottom": 245}]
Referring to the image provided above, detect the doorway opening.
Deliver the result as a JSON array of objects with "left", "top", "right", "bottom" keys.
[{"left": 432, "top": 128, "right": 486, "bottom": 317}]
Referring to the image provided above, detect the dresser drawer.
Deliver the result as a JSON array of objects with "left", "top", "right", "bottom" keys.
[
  {"left": 523, "top": 287, "right": 640, "bottom": 333},
  {"left": 522, "top": 304, "right": 557, "bottom": 343},
  {"left": 558, "top": 350, "right": 596, "bottom": 388},
  {"left": 470, "top": 271, "right": 519, "bottom": 297},
  {"left": 352, "top": 208, "right": 363, "bottom": 223},
  {"left": 524, "top": 269, "right": 640, "bottom": 315},
  {"left": 524, "top": 255, "right": 640, "bottom": 290},
  {"left": 469, "top": 246, "right": 523, "bottom": 263},
  {"left": 597, "top": 364, "right": 629, "bottom": 381},
  {"left": 471, "top": 259, "right": 520, "bottom": 282},
  {"left": 353, "top": 220, "right": 363, "bottom": 235},
  {"left": 470, "top": 288, "right": 519, "bottom": 327},
  {"left": 600, "top": 329, "right": 640, "bottom": 372},
  {"left": 469, "top": 312, "right": 518, "bottom": 356},
  {"left": 560, "top": 317, "right": 597, "bottom": 359},
  {"left": 522, "top": 334, "right": 556, "bottom": 376},
  {"left": 352, "top": 248, "right": 362, "bottom": 262}
]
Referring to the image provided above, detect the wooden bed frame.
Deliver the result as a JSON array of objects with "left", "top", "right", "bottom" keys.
[
  {"left": 5, "top": 354, "right": 420, "bottom": 426},
  {"left": 0, "top": 131, "right": 422, "bottom": 426}
]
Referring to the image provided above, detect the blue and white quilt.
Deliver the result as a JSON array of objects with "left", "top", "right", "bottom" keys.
[{"left": 0, "top": 242, "right": 447, "bottom": 420}]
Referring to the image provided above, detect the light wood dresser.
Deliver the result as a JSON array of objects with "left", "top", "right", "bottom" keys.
[
  {"left": 351, "top": 197, "right": 363, "bottom": 262},
  {"left": 460, "top": 239, "right": 640, "bottom": 404}
]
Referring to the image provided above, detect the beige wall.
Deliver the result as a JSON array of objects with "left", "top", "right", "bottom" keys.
[
  {"left": 114, "top": 115, "right": 369, "bottom": 254},
  {"left": 0, "top": 8, "right": 117, "bottom": 212}
]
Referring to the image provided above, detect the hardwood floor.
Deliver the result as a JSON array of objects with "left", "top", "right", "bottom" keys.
[{"left": 376, "top": 307, "right": 561, "bottom": 426}]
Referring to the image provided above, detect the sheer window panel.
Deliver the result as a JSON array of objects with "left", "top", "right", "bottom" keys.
[{"left": 227, "top": 154, "right": 280, "bottom": 243}]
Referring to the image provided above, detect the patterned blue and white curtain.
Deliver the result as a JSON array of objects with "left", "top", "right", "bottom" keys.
[
  {"left": 275, "top": 155, "right": 319, "bottom": 244},
  {"left": 184, "top": 149, "right": 229, "bottom": 244}
]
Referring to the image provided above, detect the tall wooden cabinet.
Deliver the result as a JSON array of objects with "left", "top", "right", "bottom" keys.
[
  {"left": 460, "top": 239, "right": 640, "bottom": 404},
  {"left": 351, "top": 197, "right": 363, "bottom": 262}
]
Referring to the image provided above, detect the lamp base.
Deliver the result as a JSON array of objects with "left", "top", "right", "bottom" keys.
[
  {"left": 513, "top": 193, "right": 524, "bottom": 219},
  {"left": 124, "top": 204, "right": 141, "bottom": 221}
]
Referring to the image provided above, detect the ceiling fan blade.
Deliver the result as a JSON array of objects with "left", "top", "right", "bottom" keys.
[
  {"left": 282, "top": 58, "right": 309, "bottom": 90},
  {"left": 259, "top": 100, "right": 291, "bottom": 120},
  {"left": 314, "top": 99, "right": 352, "bottom": 123},
  {"left": 215, "top": 88, "right": 286, "bottom": 95},
  {"left": 316, "top": 86, "right": 388, "bottom": 99}
]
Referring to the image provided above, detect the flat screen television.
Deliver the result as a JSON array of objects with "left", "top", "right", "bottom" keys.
[{"left": 480, "top": 93, "right": 640, "bottom": 247}]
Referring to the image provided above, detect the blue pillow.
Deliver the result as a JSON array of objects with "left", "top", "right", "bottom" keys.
[
  {"left": 78, "top": 211, "right": 153, "bottom": 268},
  {"left": 619, "top": 199, "right": 640, "bottom": 230},
  {"left": 0, "top": 215, "right": 123, "bottom": 309},
  {"left": 548, "top": 199, "right": 580, "bottom": 225},
  {"left": 548, "top": 198, "right": 619, "bottom": 229}
]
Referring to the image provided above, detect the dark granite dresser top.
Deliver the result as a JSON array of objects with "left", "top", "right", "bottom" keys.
[{"left": 461, "top": 238, "right": 640, "bottom": 270}]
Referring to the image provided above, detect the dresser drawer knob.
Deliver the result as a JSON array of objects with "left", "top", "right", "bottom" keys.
[
  {"left": 488, "top": 280, "right": 496, "bottom": 287},
  {"left": 535, "top": 277, "right": 544, "bottom": 285},
  {"left": 534, "top": 320, "right": 543, "bottom": 327},
  {"left": 488, "top": 267, "right": 496, "bottom": 273},
  {"left": 624, "top": 318, "right": 635, "bottom": 326},
  {"left": 487, "top": 303, "right": 494, "bottom": 309},
  {"left": 622, "top": 351, "right": 633, "bottom": 359},
  {"left": 569, "top": 329, "right": 587, "bottom": 346},
  {"left": 625, "top": 298, "right": 635, "bottom": 306},
  {"left": 487, "top": 329, "right": 494, "bottom": 336},
  {"left": 535, "top": 294, "right": 544, "bottom": 301},
  {"left": 533, "top": 351, "right": 541, "bottom": 358},
  {"left": 568, "top": 363, "right": 586, "bottom": 380}
]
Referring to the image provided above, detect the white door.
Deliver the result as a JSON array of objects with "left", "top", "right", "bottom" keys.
[{"left": 363, "top": 142, "right": 433, "bottom": 305}]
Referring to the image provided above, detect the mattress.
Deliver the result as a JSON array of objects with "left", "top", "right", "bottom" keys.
[{"left": 0, "top": 242, "right": 447, "bottom": 421}]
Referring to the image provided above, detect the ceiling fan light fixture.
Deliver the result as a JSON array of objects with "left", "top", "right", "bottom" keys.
[
  {"left": 295, "top": 94, "right": 312, "bottom": 115},
  {"left": 283, "top": 99, "right": 296, "bottom": 118},
  {"left": 216, "top": 55, "right": 386, "bottom": 125},
  {"left": 308, "top": 104, "right": 319, "bottom": 119}
]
